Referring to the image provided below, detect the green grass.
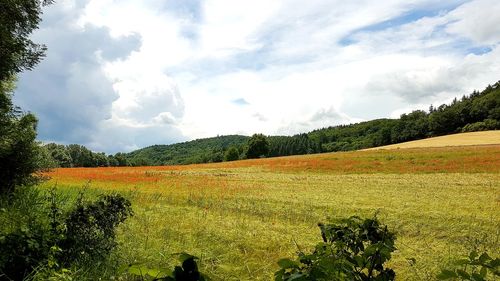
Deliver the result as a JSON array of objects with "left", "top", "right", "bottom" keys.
[{"left": 43, "top": 151, "right": 500, "bottom": 280}]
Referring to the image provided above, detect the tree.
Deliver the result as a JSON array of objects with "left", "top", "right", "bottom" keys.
[
  {"left": 45, "top": 143, "right": 73, "bottom": 167},
  {"left": 224, "top": 146, "right": 240, "bottom": 161},
  {"left": 0, "top": 0, "right": 52, "bottom": 194},
  {"left": 246, "top": 133, "right": 269, "bottom": 159},
  {"left": 0, "top": 78, "right": 44, "bottom": 193},
  {"left": 0, "top": 0, "right": 53, "bottom": 82}
]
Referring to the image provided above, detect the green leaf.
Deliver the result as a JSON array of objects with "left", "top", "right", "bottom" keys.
[
  {"left": 437, "top": 270, "right": 458, "bottom": 279},
  {"left": 354, "top": 255, "right": 365, "bottom": 267},
  {"left": 478, "top": 253, "right": 491, "bottom": 263},
  {"left": 278, "top": 258, "right": 300, "bottom": 269}
]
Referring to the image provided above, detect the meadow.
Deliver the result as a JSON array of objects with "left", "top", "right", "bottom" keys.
[{"left": 42, "top": 145, "right": 500, "bottom": 280}]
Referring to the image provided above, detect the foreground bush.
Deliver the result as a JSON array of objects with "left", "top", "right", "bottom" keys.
[
  {"left": 0, "top": 189, "right": 132, "bottom": 280},
  {"left": 275, "top": 215, "right": 396, "bottom": 281}
]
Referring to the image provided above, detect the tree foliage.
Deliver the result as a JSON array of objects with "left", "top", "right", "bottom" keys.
[
  {"left": 0, "top": 0, "right": 53, "bottom": 81},
  {"left": 0, "top": 78, "right": 45, "bottom": 194},
  {"left": 0, "top": 0, "right": 53, "bottom": 195},
  {"left": 224, "top": 146, "right": 240, "bottom": 161},
  {"left": 246, "top": 133, "right": 270, "bottom": 159}
]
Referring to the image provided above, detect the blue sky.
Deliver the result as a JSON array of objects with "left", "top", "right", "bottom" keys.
[{"left": 13, "top": 0, "right": 500, "bottom": 153}]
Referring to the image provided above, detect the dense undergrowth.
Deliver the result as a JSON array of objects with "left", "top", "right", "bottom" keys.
[{"left": 0, "top": 187, "right": 132, "bottom": 280}]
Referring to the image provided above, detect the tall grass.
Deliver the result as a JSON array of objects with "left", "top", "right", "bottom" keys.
[{"left": 41, "top": 145, "right": 500, "bottom": 280}]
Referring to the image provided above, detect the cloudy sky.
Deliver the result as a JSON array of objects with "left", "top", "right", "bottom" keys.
[{"left": 13, "top": 0, "right": 500, "bottom": 153}]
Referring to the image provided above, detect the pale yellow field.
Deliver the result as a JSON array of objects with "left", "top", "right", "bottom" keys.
[{"left": 365, "top": 130, "right": 500, "bottom": 150}]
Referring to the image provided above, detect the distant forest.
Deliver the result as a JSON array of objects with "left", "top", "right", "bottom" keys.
[{"left": 45, "top": 81, "right": 500, "bottom": 167}]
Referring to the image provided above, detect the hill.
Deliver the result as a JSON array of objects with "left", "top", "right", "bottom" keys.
[
  {"left": 44, "top": 80, "right": 500, "bottom": 167},
  {"left": 365, "top": 130, "right": 500, "bottom": 150},
  {"left": 126, "top": 135, "right": 249, "bottom": 165}
]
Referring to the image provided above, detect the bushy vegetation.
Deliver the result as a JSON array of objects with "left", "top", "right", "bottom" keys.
[
  {"left": 0, "top": 188, "right": 133, "bottom": 280},
  {"left": 275, "top": 215, "right": 396, "bottom": 280},
  {"left": 0, "top": 2, "right": 134, "bottom": 279}
]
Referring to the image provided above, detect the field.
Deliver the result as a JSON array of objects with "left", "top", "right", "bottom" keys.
[
  {"left": 42, "top": 145, "right": 500, "bottom": 280},
  {"left": 365, "top": 130, "right": 500, "bottom": 150}
]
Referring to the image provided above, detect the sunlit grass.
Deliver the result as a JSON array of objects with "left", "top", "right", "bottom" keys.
[
  {"left": 365, "top": 130, "right": 500, "bottom": 150},
  {"left": 42, "top": 145, "right": 500, "bottom": 280}
]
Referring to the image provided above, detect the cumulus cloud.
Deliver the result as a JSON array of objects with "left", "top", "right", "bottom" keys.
[
  {"left": 13, "top": 0, "right": 500, "bottom": 153},
  {"left": 14, "top": 1, "right": 141, "bottom": 146}
]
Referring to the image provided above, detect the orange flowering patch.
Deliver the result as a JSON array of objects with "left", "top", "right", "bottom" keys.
[{"left": 44, "top": 145, "right": 500, "bottom": 188}]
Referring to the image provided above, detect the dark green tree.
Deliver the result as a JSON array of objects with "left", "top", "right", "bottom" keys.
[
  {"left": 0, "top": 0, "right": 53, "bottom": 82},
  {"left": 246, "top": 133, "right": 269, "bottom": 159},
  {"left": 45, "top": 143, "right": 73, "bottom": 167},
  {"left": 0, "top": 78, "right": 45, "bottom": 194},
  {"left": 0, "top": 0, "right": 53, "bottom": 194},
  {"left": 224, "top": 146, "right": 240, "bottom": 161},
  {"left": 67, "top": 144, "right": 94, "bottom": 167}
]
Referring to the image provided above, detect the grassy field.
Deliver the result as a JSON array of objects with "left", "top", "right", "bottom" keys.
[
  {"left": 365, "top": 130, "right": 500, "bottom": 150},
  {"left": 42, "top": 145, "right": 500, "bottom": 280}
]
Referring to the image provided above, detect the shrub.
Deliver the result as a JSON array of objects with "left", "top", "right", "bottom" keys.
[
  {"left": 275, "top": 215, "right": 396, "bottom": 281},
  {"left": 0, "top": 190, "right": 133, "bottom": 280},
  {"left": 461, "top": 119, "right": 500, "bottom": 132},
  {"left": 59, "top": 194, "right": 133, "bottom": 265}
]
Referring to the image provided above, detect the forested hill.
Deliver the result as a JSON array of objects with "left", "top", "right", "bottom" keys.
[
  {"left": 45, "top": 81, "right": 500, "bottom": 167},
  {"left": 126, "top": 135, "right": 249, "bottom": 165}
]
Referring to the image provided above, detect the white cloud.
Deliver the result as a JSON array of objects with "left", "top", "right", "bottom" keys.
[
  {"left": 14, "top": 0, "right": 500, "bottom": 153},
  {"left": 445, "top": 0, "right": 500, "bottom": 45}
]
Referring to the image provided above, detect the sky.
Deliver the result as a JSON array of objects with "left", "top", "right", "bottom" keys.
[{"left": 13, "top": 0, "right": 500, "bottom": 154}]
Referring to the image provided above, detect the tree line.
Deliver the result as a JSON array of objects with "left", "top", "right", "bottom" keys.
[{"left": 44, "top": 81, "right": 500, "bottom": 167}]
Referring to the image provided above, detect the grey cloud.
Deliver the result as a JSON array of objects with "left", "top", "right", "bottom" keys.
[
  {"left": 310, "top": 107, "right": 343, "bottom": 122},
  {"left": 118, "top": 83, "right": 184, "bottom": 124},
  {"left": 14, "top": 1, "right": 141, "bottom": 147}
]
